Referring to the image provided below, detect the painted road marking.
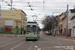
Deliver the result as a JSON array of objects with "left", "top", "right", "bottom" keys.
[
  {"left": 65, "top": 48, "right": 74, "bottom": 50},
  {"left": 28, "top": 43, "right": 34, "bottom": 50},
  {"left": 34, "top": 46, "right": 38, "bottom": 48},
  {"left": 37, "top": 48, "right": 41, "bottom": 50},
  {"left": 10, "top": 41, "right": 25, "bottom": 50},
  {"left": 40, "top": 47, "right": 54, "bottom": 49},
  {"left": 0, "top": 38, "right": 24, "bottom": 47}
]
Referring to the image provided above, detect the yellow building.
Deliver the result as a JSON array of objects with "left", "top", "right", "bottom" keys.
[{"left": 1, "top": 10, "right": 27, "bottom": 34}]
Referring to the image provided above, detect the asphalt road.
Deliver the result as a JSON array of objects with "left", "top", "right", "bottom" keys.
[{"left": 0, "top": 31, "right": 75, "bottom": 50}]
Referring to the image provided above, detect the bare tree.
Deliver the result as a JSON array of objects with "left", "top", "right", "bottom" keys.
[{"left": 42, "top": 15, "right": 58, "bottom": 32}]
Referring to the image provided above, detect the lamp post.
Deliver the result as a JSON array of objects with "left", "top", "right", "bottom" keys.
[{"left": 11, "top": 0, "right": 12, "bottom": 10}]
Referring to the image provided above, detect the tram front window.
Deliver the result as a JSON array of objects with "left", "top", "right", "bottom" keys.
[{"left": 27, "top": 25, "right": 36, "bottom": 32}]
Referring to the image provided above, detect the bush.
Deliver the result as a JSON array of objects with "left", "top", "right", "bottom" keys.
[{"left": 1, "top": 27, "right": 5, "bottom": 32}]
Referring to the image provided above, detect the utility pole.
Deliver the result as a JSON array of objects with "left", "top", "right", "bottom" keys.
[
  {"left": 66, "top": 4, "right": 69, "bottom": 38},
  {"left": 0, "top": 5, "right": 1, "bottom": 32},
  {"left": 11, "top": 0, "right": 12, "bottom": 10}
]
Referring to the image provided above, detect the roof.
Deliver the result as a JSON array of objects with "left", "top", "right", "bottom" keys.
[
  {"left": 21, "top": 10, "right": 27, "bottom": 15},
  {"left": 1, "top": 10, "right": 27, "bottom": 16},
  {"left": 71, "top": 15, "right": 75, "bottom": 20},
  {"left": 27, "top": 22, "right": 37, "bottom": 23},
  {"left": 62, "top": 12, "right": 67, "bottom": 20},
  {"left": 64, "top": 12, "right": 67, "bottom": 17},
  {"left": 70, "top": 9, "right": 75, "bottom": 13}
]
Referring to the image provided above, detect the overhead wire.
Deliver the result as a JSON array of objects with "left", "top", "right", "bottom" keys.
[{"left": 0, "top": 0, "right": 75, "bottom": 15}]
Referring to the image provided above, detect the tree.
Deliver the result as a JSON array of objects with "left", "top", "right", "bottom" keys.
[
  {"left": 42, "top": 15, "right": 58, "bottom": 31},
  {"left": 42, "top": 15, "right": 52, "bottom": 31}
]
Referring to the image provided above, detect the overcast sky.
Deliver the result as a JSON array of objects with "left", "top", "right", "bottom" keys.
[{"left": 0, "top": 0, "right": 75, "bottom": 28}]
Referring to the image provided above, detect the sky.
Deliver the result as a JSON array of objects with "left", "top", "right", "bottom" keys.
[{"left": 0, "top": 0, "right": 75, "bottom": 28}]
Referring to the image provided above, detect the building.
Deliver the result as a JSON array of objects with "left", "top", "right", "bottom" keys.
[
  {"left": 59, "top": 12, "right": 65, "bottom": 35},
  {"left": 71, "top": 16, "right": 75, "bottom": 37},
  {"left": 67, "top": 9, "right": 75, "bottom": 36},
  {"left": 0, "top": 10, "right": 27, "bottom": 34},
  {"left": 0, "top": 5, "right": 1, "bottom": 31},
  {"left": 62, "top": 13, "right": 66, "bottom": 36}
]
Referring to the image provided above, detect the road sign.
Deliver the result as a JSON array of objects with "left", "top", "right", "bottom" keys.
[{"left": 58, "top": 29, "right": 60, "bottom": 31}]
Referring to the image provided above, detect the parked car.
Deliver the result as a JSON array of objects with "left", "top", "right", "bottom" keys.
[
  {"left": 47, "top": 32, "right": 52, "bottom": 35},
  {"left": 45, "top": 31, "right": 48, "bottom": 34}
]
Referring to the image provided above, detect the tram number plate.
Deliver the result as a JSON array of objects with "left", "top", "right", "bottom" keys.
[{"left": 29, "top": 33, "right": 33, "bottom": 35}]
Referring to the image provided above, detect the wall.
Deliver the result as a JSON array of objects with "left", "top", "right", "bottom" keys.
[
  {"left": 62, "top": 17, "right": 66, "bottom": 36},
  {"left": 0, "top": 10, "right": 27, "bottom": 34},
  {"left": 68, "top": 10, "right": 75, "bottom": 29},
  {"left": 71, "top": 18, "right": 75, "bottom": 37}
]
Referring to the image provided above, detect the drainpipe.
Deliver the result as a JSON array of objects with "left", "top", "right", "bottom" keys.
[{"left": 66, "top": 4, "right": 69, "bottom": 38}]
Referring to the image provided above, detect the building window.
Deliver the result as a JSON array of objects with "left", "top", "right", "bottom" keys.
[
  {"left": 72, "top": 22, "right": 75, "bottom": 27},
  {"left": 73, "top": 30, "right": 74, "bottom": 34}
]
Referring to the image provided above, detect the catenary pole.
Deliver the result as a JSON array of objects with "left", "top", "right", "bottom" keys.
[
  {"left": 11, "top": 0, "right": 12, "bottom": 10},
  {"left": 66, "top": 4, "right": 69, "bottom": 38}
]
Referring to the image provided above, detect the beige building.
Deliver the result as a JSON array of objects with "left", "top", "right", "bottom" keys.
[
  {"left": 68, "top": 9, "right": 75, "bottom": 35},
  {"left": 1, "top": 10, "right": 27, "bottom": 34}
]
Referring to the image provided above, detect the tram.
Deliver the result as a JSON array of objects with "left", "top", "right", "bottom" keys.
[{"left": 25, "top": 22, "right": 40, "bottom": 41}]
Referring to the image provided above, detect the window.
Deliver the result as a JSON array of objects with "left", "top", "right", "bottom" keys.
[
  {"left": 27, "top": 25, "right": 36, "bottom": 32},
  {"left": 72, "top": 22, "right": 75, "bottom": 27}
]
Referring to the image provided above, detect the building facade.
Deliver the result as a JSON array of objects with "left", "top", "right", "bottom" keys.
[
  {"left": 0, "top": 10, "right": 27, "bottom": 34},
  {"left": 68, "top": 9, "right": 75, "bottom": 36},
  {"left": 62, "top": 16, "right": 66, "bottom": 36},
  {"left": 59, "top": 12, "right": 65, "bottom": 35},
  {"left": 71, "top": 16, "right": 75, "bottom": 37}
]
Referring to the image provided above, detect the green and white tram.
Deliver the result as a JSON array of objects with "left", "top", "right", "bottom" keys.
[{"left": 25, "top": 22, "right": 40, "bottom": 41}]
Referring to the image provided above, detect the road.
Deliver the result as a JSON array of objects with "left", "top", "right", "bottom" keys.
[{"left": 0, "top": 31, "right": 75, "bottom": 50}]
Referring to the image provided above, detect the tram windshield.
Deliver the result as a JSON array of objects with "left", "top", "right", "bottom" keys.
[{"left": 27, "top": 25, "right": 36, "bottom": 32}]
